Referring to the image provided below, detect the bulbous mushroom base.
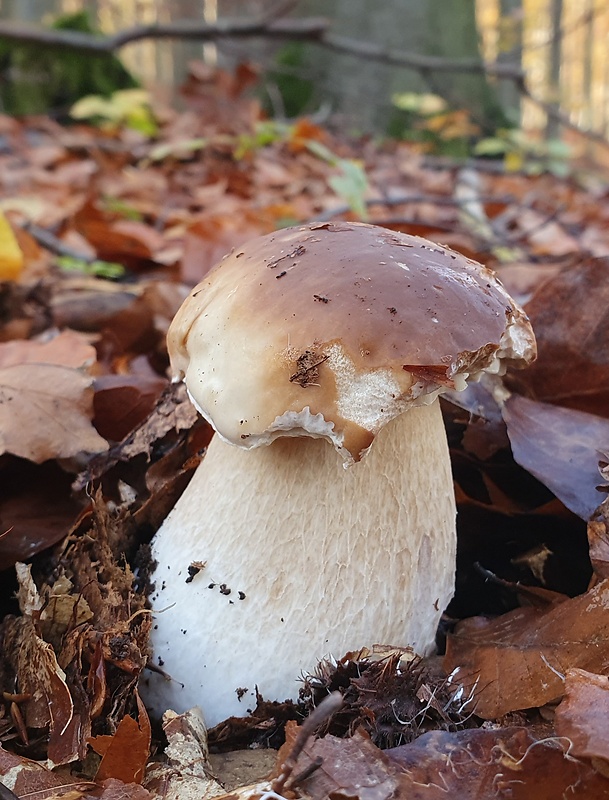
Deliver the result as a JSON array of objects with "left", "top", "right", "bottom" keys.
[{"left": 142, "top": 400, "right": 456, "bottom": 727}]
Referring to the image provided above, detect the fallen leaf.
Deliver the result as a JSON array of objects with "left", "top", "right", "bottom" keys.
[
  {"left": 93, "top": 374, "right": 167, "bottom": 442},
  {"left": 2, "top": 616, "right": 78, "bottom": 765},
  {"left": 90, "top": 692, "right": 151, "bottom": 784},
  {"left": 75, "top": 382, "right": 200, "bottom": 489},
  {"left": 588, "top": 498, "right": 609, "bottom": 579},
  {"left": 0, "top": 458, "right": 84, "bottom": 571},
  {"left": 0, "top": 329, "right": 96, "bottom": 370},
  {"left": 502, "top": 393, "right": 609, "bottom": 519},
  {"left": 555, "top": 668, "right": 609, "bottom": 775},
  {"left": 0, "top": 362, "right": 108, "bottom": 462},
  {"left": 276, "top": 723, "right": 401, "bottom": 800},
  {"left": 444, "top": 578, "right": 609, "bottom": 719},
  {"left": 508, "top": 257, "right": 609, "bottom": 415},
  {"left": 386, "top": 726, "right": 609, "bottom": 799},
  {"left": 0, "top": 743, "right": 94, "bottom": 798}
]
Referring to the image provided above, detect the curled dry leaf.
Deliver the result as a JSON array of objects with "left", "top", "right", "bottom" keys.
[
  {"left": 75, "top": 381, "right": 200, "bottom": 489},
  {"left": 2, "top": 618, "right": 77, "bottom": 765},
  {"left": 444, "top": 578, "right": 609, "bottom": 719},
  {"left": 555, "top": 668, "right": 609, "bottom": 776},
  {"left": 502, "top": 393, "right": 609, "bottom": 520}
]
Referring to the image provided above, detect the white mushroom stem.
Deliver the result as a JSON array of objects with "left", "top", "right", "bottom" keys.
[{"left": 143, "top": 399, "right": 456, "bottom": 728}]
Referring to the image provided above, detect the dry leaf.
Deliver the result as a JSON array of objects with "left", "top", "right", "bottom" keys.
[
  {"left": 2, "top": 615, "right": 78, "bottom": 764},
  {"left": 276, "top": 723, "right": 401, "bottom": 800},
  {"left": 386, "top": 726, "right": 609, "bottom": 799},
  {"left": 509, "top": 257, "right": 609, "bottom": 415},
  {"left": 444, "top": 578, "right": 609, "bottom": 719},
  {"left": 555, "top": 668, "right": 609, "bottom": 775},
  {"left": 0, "top": 459, "right": 84, "bottom": 570},
  {"left": 0, "top": 362, "right": 108, "bottom": 462},
  {"left": 0, "top": 329, "right": 96, "bottom": 370},
  {"left": 588, "top": 498, "right": 609, "bottom": 579},
  {"left": 502, "top": 393, "right": 609, "bottom": 519},
  {"left": 90, "top": 692, "right": 151, "bottom": 784}
]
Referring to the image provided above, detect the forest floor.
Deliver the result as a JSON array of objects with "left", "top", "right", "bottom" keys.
[{"left": 2, "top": 63, "right": 609, "bottom": 799}]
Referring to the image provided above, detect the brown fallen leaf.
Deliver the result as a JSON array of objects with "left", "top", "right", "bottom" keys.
[
  {"left": 0, "top": 362, "right": 108, "bottom": 462},
  {"left": 386, "top": 726, "right": 609, "bottom": 799},
  {"left": 0, "top": 458, "right": 85, "bottom": 571},
  {"left": 93, "top": 374, "right": 167, "bottom": 442},
  {"left": 444, "top": 578, "right": 609, "bottom": 719},
  {"left": 508, "top": 257, "right": 609, "bottom": 415},
  {"left": 555, "top": 668, "right": 609, "bottom": 776},
  {"left": 0, "top": 742, "right": 94, "bottom": 798},
  {"left": 2, "top": 568, "right": 79, "bottom": 765},
  {"left": 502, "top": 393, "right": 609, "bottom": 520},
  {"left": 589, "top": 497, "right": 609, "bottom": 580},
  {"left": 276, "top": 722, "right": 401, "bottom": 800},
  {"left": 90, "top": 692, "right": 151, "bottom": 785},
  {"left": 75, "top": 381, "right": 201, "bottom": 489},
  {"left": 0, "top": 329, "right": 96, "bottom": 370}
]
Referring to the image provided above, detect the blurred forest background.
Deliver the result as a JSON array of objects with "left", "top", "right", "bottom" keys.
[{"left": 0, "top": 0, "right": 608, "bottom": 148}]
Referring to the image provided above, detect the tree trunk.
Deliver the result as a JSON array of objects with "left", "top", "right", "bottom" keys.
[
  {"left": 497, "top": 0, "right": 523, "bottom": 124},
  {"left": 546, "top": 0, "right": 563, "bottom": 138},
  {"left": 296, "top": 0, "right": 507, "bottom": 133}
]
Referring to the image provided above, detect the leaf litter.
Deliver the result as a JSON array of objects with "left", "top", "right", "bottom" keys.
[{"left": 1, "top": 59, "right": 609, "bottom": 798}]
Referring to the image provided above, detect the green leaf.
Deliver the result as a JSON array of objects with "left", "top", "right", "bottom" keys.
[
  {"left": 329, "top": 160, "right": 369, "bottom": 219},
  {"left": 473, "top": 137, "right": 509, "bottom": 156},
  {"left": 56, "top": 256, "right": 125, "bottom": 280}
]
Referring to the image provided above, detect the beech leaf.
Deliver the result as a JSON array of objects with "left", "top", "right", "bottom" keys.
[
  {"left": 555, "top": 669, "right": 609, "bottom": 774},
  {"left": 444, "top": 578, "right": 609, "bottom": 718},
  {"left": 0, "top": 362, "right": 108, "bottom": 462}
]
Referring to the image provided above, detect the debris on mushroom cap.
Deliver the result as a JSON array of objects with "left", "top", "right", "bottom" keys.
[{"left": 168, "top": 221, "right": 536, "bottom": 461}]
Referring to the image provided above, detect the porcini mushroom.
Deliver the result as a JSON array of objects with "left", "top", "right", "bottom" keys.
[{"left": 144, "top": 221, "right": 535, "bottom": 727}]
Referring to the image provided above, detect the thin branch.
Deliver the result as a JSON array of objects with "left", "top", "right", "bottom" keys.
[
  {"left": 0, "top": 17, "right": 328, "bottom": 53},
  {"left": 321, "top": 32, "right": 524, "bottom": 80},
  {"left": 271, "top": 691, "right": 343, "bottom": 794},
  {"left": 21, "top": 221, "right": 95, "bottom": 263},
  {"left": 0, "top": 13, "right": 607, "bottom": 148},
  {"left": 516, "top": 75, "right": 609, "bottom": 149},
  {"left": 313, "top": 193, "right": 516, "bottom": 223}
]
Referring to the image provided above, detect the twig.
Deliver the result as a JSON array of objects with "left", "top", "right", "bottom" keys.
[
  {"left": 0, "top": 17, "right": 328, "bottom": 53},
  {"left": 271, "top": 691, "right": 343, "bottom": 794},
  {"left": 321, "top": 32, "right": 525, "bottom": 80},
  {"left": 515, "top": 75, "right": 609, "bottom": 150},
  {"left": 21, "top": 221, "right": 95, "bottom": 263},
  {"left": 313, "top": 193, "right": 515, "bottom": 223}
]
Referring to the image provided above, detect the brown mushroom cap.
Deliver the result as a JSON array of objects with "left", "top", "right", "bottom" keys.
[{"left": 168, "top": 221, "right": 536, "bottom": 460}]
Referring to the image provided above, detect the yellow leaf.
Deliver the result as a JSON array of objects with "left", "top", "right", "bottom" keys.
[
  {"left": 505, "top": 150, "right": 525, "bottom": 172},
  {"left": 0, "top": 212, "right": 24, "bottom": 280}
]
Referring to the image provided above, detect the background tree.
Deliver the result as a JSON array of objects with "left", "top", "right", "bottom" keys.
[{"left": 291, "top": 0, "right": 509, "bottom": 134}]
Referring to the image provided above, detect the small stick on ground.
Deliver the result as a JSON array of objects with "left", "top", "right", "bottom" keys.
[{"left": 271, "top": 691, "right": 343, "bottom": 794}]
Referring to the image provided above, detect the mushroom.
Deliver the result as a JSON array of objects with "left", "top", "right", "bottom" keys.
[{"left": 143, "top": 221, "right": 535, "bottom": 727}]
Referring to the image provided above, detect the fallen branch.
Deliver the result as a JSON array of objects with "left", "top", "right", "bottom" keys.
[
  {"left": 0, "top": 12, "right": 607, "bottom": 149},
  {"left": 0, "top": 17, "right": 328, "bottom": 53}
]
